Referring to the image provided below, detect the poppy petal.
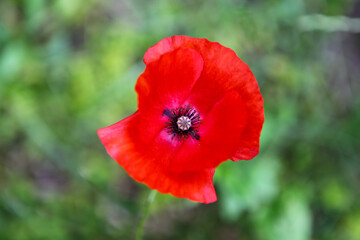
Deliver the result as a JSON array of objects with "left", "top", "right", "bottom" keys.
[
  {"left": 231, "top": 74, "right": 264, "bottom": 161},
  {"left": 170, "top": 90, "right": 248, "bottom": 171},
  {"left": 136, "top": 46, "right": 204, "bottom": 112},
  {"left": 97, "top": 112, "right": 217, "bottom": 203}
]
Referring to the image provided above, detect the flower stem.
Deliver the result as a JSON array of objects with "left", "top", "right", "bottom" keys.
[{"left": 135, "top": 190, "right": 157, "bottom": 240}]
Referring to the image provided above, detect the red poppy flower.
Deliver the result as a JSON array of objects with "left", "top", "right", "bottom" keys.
[{"left": 97, "top": 36, "right": 264, "bottom": 204}]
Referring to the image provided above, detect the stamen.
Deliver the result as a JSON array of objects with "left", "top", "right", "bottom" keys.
[{"left": 163, "top": 109, "right": 174, "bottom": 118}]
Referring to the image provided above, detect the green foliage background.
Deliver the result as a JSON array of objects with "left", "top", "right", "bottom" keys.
[{"left": 1, "top": 0, "right": 360, "bottom": 239}]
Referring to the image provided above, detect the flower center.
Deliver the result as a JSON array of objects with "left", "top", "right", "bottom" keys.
[
  {"left": 177, "top": 116, "right": 191, "bottom": 131},
  {"left": 163, "top": 105, "right": 201, "bottom": 141}
]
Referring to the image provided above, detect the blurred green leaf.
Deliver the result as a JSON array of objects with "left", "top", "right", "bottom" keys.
[
  {"left": 215, "top": 156, "right": 280, "bottom": 221},
  {"left": 253, "top": 188, "right": 311, "bottom": 240}
]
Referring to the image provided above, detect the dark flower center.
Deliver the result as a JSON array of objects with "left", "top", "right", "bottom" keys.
[{"left": 163, "top": 105, "right": 201, "bottom": 141}]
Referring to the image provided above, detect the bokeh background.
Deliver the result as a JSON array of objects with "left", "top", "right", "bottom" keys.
[{"left": 1, "top": 0, "right": 360, "bottom": 239}]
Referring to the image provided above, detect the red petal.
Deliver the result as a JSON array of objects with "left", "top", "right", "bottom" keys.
[
  {"left": 231, "top": 74, "right": 264, "bottom": 161},
  {"left": 170, "top": 90, "right": 248, "bottom": 171},
  {"left": 97, "top": 112, "right": 217, "bottom": 203},
  {"left": 144, "top": 36, "right": 264, "bottom": 161},
  {"left": 136, "top": 46, "right": 204, "bottom": 112}
]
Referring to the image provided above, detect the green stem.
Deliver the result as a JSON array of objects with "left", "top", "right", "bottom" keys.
[{"left": 135, "top": 190, "right": 157, "bottom": 240}]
